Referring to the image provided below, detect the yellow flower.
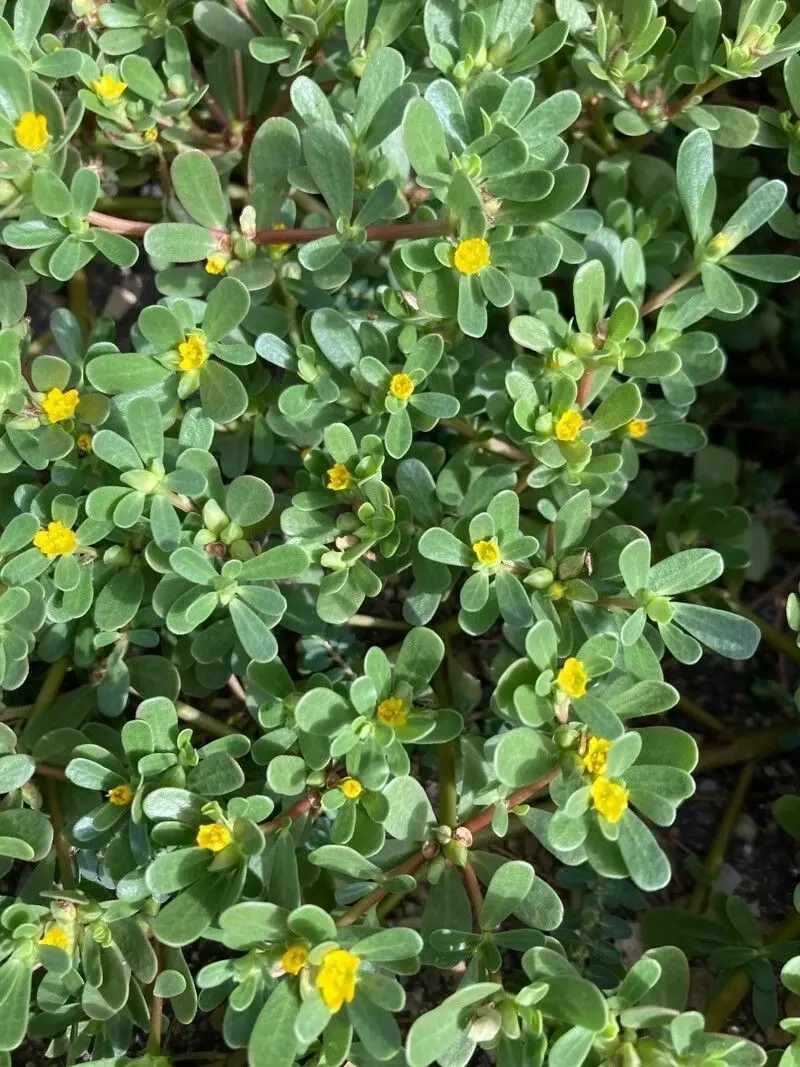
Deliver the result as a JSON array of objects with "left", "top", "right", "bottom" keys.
[
  {"left": 549, "top": 582, "right": 564, "bottom": 600},
  {"left": 590, "top": 777, "right": 629, "bottom": 823},
  {"left": 38, "top": 925, "right": 71, "bottom": 951},
  {"left": 473, "top": 538, "right": 500, "bottom": 567},
  {"left": 340, "top": 777, "right": 362, "bottom": 799},
  {"left": 454, "top": 237, "right": 491, "bottom": 275},
  {"left": 33, "top": 521, "right": 78, "bottom": 559},
  {"left": 557, "top": 657, "right": 588, "bottom": 699},
  {"left": 554, "top": 411, "right": 584, "bottom": 442},
  {"left": 281, "top": 944, "right": 308, "bottom": 975},
  {"left": 205, "top": 253, "right": 228, "bottom": 275},
  {"left": 42, "top": 387, "right": 79, "bottom": 424},
  {"left": 143, "top": 126, "right": 158, "bottom": 143},
  {"left": 92, "top": 74, "right": 127, "bottom": 102},
  {"left": 270, "top": 222, "right": 292, "bottom": 255},
  {"left": 581, "top": 737, "right": 610, "bottom": 776},
  {"left": 316, "top": 948, "right": 360, "bottom": 1013},
  {"left": 377, "top": 696, "right": 408, "bottom": 729},
  {"left": 389, "top": 373, "right": 414, "bottom": 401},
  {"left": 627, "top": 419, "right": 649, "bottom": 439},
  {"left": 177, "top": 332, "right": 208, "bottom": 372},
  {"left": 76, "top": 432, "right": 93, "bottom": 453},
  {"left": 14, "top": 111, "right": 48, "bottom": 152},
  {"left": 327, "top": 463, "right": 351, "bottom": 491},
  {"left": 196, "top": 822, "right": 232, "bottom": 852},
  {"left": 107, "top": 784, "right": 134, "bottom": 806}
]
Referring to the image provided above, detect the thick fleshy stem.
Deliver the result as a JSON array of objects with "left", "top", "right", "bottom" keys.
[
  {"left": 259, "top": 792, "right": 320, "bottom": 834},
  {"left": 337, "top": 853, "right": 427, "bottom": 928}
]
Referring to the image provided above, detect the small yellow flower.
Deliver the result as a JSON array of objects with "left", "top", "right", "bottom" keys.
[
  {"left": 76, "top": 432, "right": 93, "bottom": 453},
  {"left": 340, "top": 778, "right": 362, "bottom": 799},
  {"left": 627, "top": 419, "right": 649, "bottom": 439},
  {"left": 38, "top": 925, "right": 71, "bottom": 951},
  {"left": 143, "top": 126, "right": 158, "bottom": 143},
  {"left": 270, "top": 222, "right": 291, "bottom": 255},
  {"left": 554, "top": 411, "right": 584, "bottom": 442},
  {"left": 327, "top": 463, "right": 351, "bottom": 491},
  {"left": 389, "top": 373, "right": 414, "bottom": 401},
  {"left": 316, "top": 948, "right": 360, "bottom": 1013},
  {"left": 581, "top": 737, "right": 610, "bottom": 776},
  {"left": 42, "top": 387, "right": 79, "bottom": 424},
  {"left": 454, "top": 237, "right": 491, "bottom": 275},
  {"left": 196, "top": 822, "right": 232, "bottom": 852},
  {"left": 205, "top": 253, "right": 228, "bottom": 275},
  {"left": 377, "top": 696, "right": 408, "bottom": 729},
  {"left": 590, "top": 777, "right": 629, "bottom": 823},
  {"left": 177, "top": 332, "right": 208, "bottom": 372},
  {"left": 107, "top": 784, "right": 134, "bottom": 806},
  {"left": 549, "top": 582, "right": 564, "bottom": 600},
  {"left": 557, "top": 657, "right": 588, "bottom": 699},
  {"left": 473, "top": 538, "right": 501, "bottom": 567},
  {"left": 92, "top": 74, "right": 127, "bottom": 102},
  {"left": 14, "top": 111, "right": 48, "bottom": 152},
  {"left": 281, "top": 944, "right": 308, "bottom": 975},
  {"left": 33, "top": 521, "right": 78, "bottom": 559}
]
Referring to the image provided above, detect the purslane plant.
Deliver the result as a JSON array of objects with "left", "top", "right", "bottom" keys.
[{"left": 0, "top": 0, "right": 798, "bottom": 1064}]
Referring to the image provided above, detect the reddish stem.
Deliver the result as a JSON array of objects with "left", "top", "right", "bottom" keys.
[
  {"left": 337, "top": 852, "right": 427, "bottom": 927},
  {"left": 577, "top": 370, "right": 593, "bottom": 408},
  {"left": 461, "top": 769, "right": 560, "bottom": 836},
  {"left": 260, "top": 792, "right": 319, "bottom": 834}
]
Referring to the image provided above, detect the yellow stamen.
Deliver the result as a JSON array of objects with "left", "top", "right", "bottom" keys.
[
  {"left": 454, "top": 237, "right": 491, "bottom": 275},
  {"left": 315, "top": 948, "right": 360, "bottom": 1013},
  {"left": 196, "top": 823, "right": 232, "bottom": 852},
  {"left": 92, "top": 74, "right": 127, "bottom": 102},
  {"left": 554, "top": 411, "right": 584, "bottom": 442},
  {"left": 42, "top": 387, "right": 79, "bottom": 424},
  {"left": 326, "top": 463, "right": 351, "bottom": 491},
  {"left": 177, "top": 333, "right": 208, "bottom": 372},
  {"left": 389, "top": 373, "right": 414, "bottom": 401},
  {"left": 627, "top": 419, "right": 649, "bottom": 439},
  {"left": 76, "top": 432, "right": 93, "bottom": 453},
  {"left": 38, "top": 926, "right": 71, "bottom": 950},
  {"left": 281, "top": 944, "right": 308, "bottom": 974},
  {"left": 33, "top": 521, "right": 77, "bottom": 559},
  {"left": 557, "top": 657, "right": 588, "bottom": 699},
  {"left": 107, "top": 784, "right": 134, "bottom": 806},
  {"left": 473, "top": 539, "right": 501, "bottom": 567},
  {"left": 590, "top": 777, "right": 629, "bottom": 823},
  {"left": 377, "top": 696, "right": 408, "bottom": 729},
  {"left": 581, "top": 737, "right": 610, "bottom": 776},
  {"left": 14, "top": 112, "right": 48, "bottom": 152}
]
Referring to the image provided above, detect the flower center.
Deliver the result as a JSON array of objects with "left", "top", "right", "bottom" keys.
[
  {"left": 33, "top": 521, "right": 78, "bottom": 559},
  {"left": 205, "top": 253, "right": 228, "bottom": 275},
  {"left": 377, "top": 696, "right": 408, "bottom": 728},
  {"left": 42, "top": 387, "right": 79, "bottom": 424},
  {"left": 554, "top": 411, "right": 584, "bottom": 442},
  {"left": 93, "top": 74, "right": 127, "bottom": 101},
  {"left": 316, "top": 948, "right": 360, "bottom": 1012},
  {"left": 473, "top": 539, "right": 501, "bottom": 567},
  {"left": 196, "top": 822, "right": 232, "bottom": 851},
  {"left": 581, "top": 737, "right": 610, "bottom": 776},
  {"left": 38, "top": 926, "right": 71, "bottom": 950},
  {"left": 327, "top": 463, "right": 351, "bottom": 491},
  {"left": 590, "top": 777, "right": 629, "bottom": 823},
  {"left": 556, "top": 657, "right": 588, "bottom": 699},
  {"left": 281, "top": 944, "right": 308, "bottom": 974},
  {"left": 107, "top": 784, "right": 134, "bottom": 806},
  {"left": 177, "top": 332, "right": 208, "bottom": 372},
  {"left": 14, "top": 112, "right": 48, "bottom": 152},
  {"left": 389, "top": 372, "right": 414, "bottom": 401},
  {"left": 454, "top": 237, "right": 491, "bottom": 275},
  {"left": 341, "top": 777, "right": 362, "bottom": 799},
  {"left": 627, "top": 419, "right": 649, "bottom": 439}
]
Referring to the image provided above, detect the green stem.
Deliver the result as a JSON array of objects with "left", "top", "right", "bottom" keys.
[
  {"left": 346, "top": 614, "right": 410, "bottom": 631},
  {"left": 639, "top": 267, "right": 699, "bottom": 317},
  {"left": 26, "top": 656, "right": 70, "bottom": 734},
  {"left": 176, "top": 702, "right": 238, "bottom": 737},
  {"left": 678, "top": 694, "right": 728, "bottom": 736},
  {"left": 688, "top": 761, "right": 756, "bottom": 915},
  {"left": 433, "top": 656, "right": 458, "bottom": 828},
  {"left": 147, "top": 944, "right": 164, "bottom": 1055},
  {"left": 697, "top": 725, "right": 790, "bottom": 772},
  {"left": 705, "top": 908, "right": 800, "bottom": 1032}
]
